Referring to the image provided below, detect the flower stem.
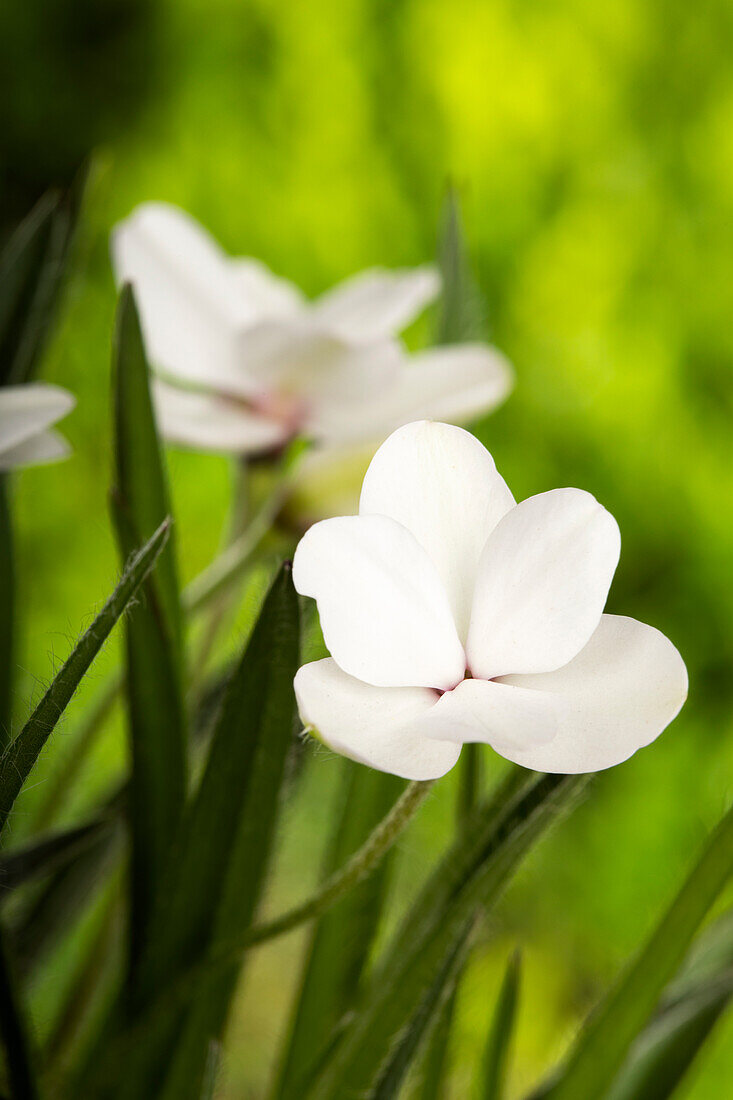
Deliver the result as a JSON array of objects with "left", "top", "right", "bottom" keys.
[{"left": 236, "top": 776, "right": 434, "bottom": 952}]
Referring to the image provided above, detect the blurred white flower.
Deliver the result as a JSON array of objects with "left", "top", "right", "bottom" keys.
[
  {"left": 112, "top": 203, "right": 512, "bottom": 455},
  {"left": 292, "top": 421, "right": 687, "bottom": 780},
  {"left": 0, "top": 384, "right": 75, "bottom": 470}
]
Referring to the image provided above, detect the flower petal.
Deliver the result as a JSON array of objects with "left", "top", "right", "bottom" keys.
[
  {"left": 111, "top": 203, "right": 251, "bottom": 392},
  {"left": 421, "top": 677, "right": 558, "bottom": 753},
  {"left": 0, "top": 384, "right": 75, "bottom": 456},
  {"left": 467, "top": 489, "right": 621, "bottom": 679},
  {"left": 236, "top": 321, "right": 402, "bottom": 408},
  {"left": 313, "top": 266, "right": 440, "bottom": 341},
  {"left": 359, "top": 422, "right": 515, "bottom": 641},
  {"left": 292, "top": 514, "right": 466, "bottom": 690},
  {"left": 152, "top": 381, "right": 289, "bottom": 456},
  {"left": 294, "top": 658, "right": 460, "bottom": 780},
  {"left": 0, "top": 429, "right": 70, "bottom": 470},
  {"left": 229, "top": 258, "right": 305, "bottom": 319},
  {"left": 496, "top": 614, "right": 688, "bottom": 773},
  {"left": 346, "top": 343, "right": 513, "bottom": 439}
]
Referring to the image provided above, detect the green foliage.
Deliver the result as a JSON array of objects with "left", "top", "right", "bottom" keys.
[
  {"left": 0, "top": 181, "right": 83, "bottom": 388},
  {"left": 309, "top": 770, "right": 588, "bottom": 1099},
  {"left": 539, "top": 799, "right": 733, "bottom": 1100},
  {"left": 110, "top": 286, "right": 186, "bottom": 967},
  {"left": 0, "top": 519, "right": 170, "bottom": 835},
  {"left": 273, "top": 764, "right": 404, "bottom": 1099},
  {"left": 603, "top": 910, "right": 733, "bottom": 1100},
  {"left": 480, "top": 949, "right": 521, "bottom": 1100},
  {"left": 79, "top": 563, "right": 300, "bottom": 1100}
]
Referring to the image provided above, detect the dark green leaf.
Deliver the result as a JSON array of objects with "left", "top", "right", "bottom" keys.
[
  {"left": 603, "top": 908, "right": 733, "bottom": 1100},
  {"left": 10, "top": 819, "right": 124, "bottom": 983},
  {"left": 369, "top": 920, "right": 474, "bottom": 1100},
  {"left": 80, "top": 564, "right": 300, "bottom": 1099},
  {"left": 273, "top": 764, "right": 404, "bottom": 1100},
  {"left": 435, "top": 187, "right": 484, "bottom": 346},
  {"left": 0, "top": 172, "right": 85, "bottom": 388},
  {"left": 415, "top": 988, "right": 457, "bottom": 1100},
  {"left": 309, "top": 769, "right": 588, "bottom": 1099},
  {"left": 480, "top": 949, "right": 521, "bottom": 1100},
  {"left": 0, "top": 519, "right": 171, "bottom": 834},
  {"left": 111, "top": 285, "right": 186, "bottom": 968},
  {"left": 541, "top": 798, "right": 733, "bottom": 1100},
  {"left": 0, "top": 477, "right": 13, "bottom": 751},
  {"left": 0, "top": 818, "right": 113, "bottom": 895},
  {"left": 0, "top": 921, "right": 40, "bottom": 1100}
]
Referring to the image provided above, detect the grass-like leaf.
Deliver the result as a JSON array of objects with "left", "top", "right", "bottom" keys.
[
  {"left": 0, "top": 476, "right": 13, "bottom": 751},
  {"left": 539, "top": 798, "right": 733, "bottom": 1100},
  {"left": 480, "top": 949, "right": 522, "bottom": 1100},
  {"left": 80, "top": 563, "right": 300, "bottom": 1099},
  {"left": 0, "top": 819, "right": 113, "bottom": 895},
  {"left": 369, "top": 919, "right": 474, "bottom": 1100},
  {"left": 603, "top": 908, "right": 733, "bottom": 1100},
  {"left": 111, "top": 285, "right": 186, "bottom": 968},
  {"left": 273, "top": 764, "right": 404, "bottom": 1099},
  {"left": 0, "top": 174, "right": 84, "bottom": 388},
  {"left": 0, "top": 921, "right": 40, "bottom": 1100},
  {"left": 308, "top": 768, "right": 588, "bottom": 1100},
  {"left": 435, "top": 186, "right": 485, "bottom": 347},
  {"left": 0, "top": 519, "right": 170, "bottom": 835}
]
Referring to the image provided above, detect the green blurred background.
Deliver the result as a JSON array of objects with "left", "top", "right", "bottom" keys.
[{"left": 3, "top": 0, "right": 733, "bottom": 1095}]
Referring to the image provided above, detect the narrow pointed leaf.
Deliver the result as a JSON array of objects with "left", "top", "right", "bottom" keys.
[
  {"left": 82, "top": 564, "right": 299, "bottom": 1100},
  {"left": 309, "top": 769, "right": 588, "bottom": 1099},
  {"left": 0, "top": 520, "right": 170, "bottom": 834},
  {"left": 0, "top": 172, "right": 85, "bottom": 387},
  {"left": 602, "top": 908, "right": 733, "bottom": 1100},
  {"left": 0, "top": 477, "right": 12, "bottom": 751},
  {"left": 0, "top": 922, "right": 40, "bottom": 1100},
  {"left": 0, "top": 818, "right": 113, "bottom": 895},
  {"left": 481, "top": 949, "right": 521, "bottom": 1100},
  {"left": 435, "top": 187, "right": 484, "bottom": 346},
  {"left": 369, "top": 920, "right": 474, "bottom": 1100},
  {"left": 273, "top": 764, "right": 403, "bottom": 1100},
  {"left": 541, "top": 798, "right": 733, "bottom": 1100},
  {"left": 111, "top": 285, "right": 186, "bottom": 968},
  {"left": 10, "top": 819, "right": 124, "bottom": 982}
]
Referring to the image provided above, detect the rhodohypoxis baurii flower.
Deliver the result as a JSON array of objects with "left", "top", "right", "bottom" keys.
[
  {"left": 292, "top": 422, "right": 687, "bottom": 780},
  {"left": 112, "top": 204, "right": 512, "bottom": 455},
  {"left": 0, "top": 384, "right": 75, "bottom": 470}
]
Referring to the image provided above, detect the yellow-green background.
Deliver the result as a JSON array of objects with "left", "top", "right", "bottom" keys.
[{"left": 3, "top": 0, "right": 733, "bottom": 1095}]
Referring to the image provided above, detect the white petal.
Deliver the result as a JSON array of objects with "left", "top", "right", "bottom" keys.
[
  {"left": 347, "top": 343, "right": 513, "bottom": 439},
  {"left": 467, "top": 489, "right": 621, "bottom": 679},
  {"left": 229, "top": 258, "right": 305, "bottom": 319},
  {"left": 0, "top": 383, "right": 75, "bottom": 456},
  {"left": 111, "top": 203, "right": 251, "bottom": 392},
  {"left": 294, "top": 658, "right": 460, "bottom": 780},
  {"left": 0, "top": 429, "right": 70, "bottom": 470},
  {"left": 313, "top": 266, "right": 440, "bottom": 341},
  {"left": 236, "top": 321, "right": 401, "bottom": 408},
  {"left": 359, "top": 422, "right": 515, "bottom": 641},
  {"left": 495, "top": 615, "right": 688, "bottom": 773},
  {"left": 152, "top": 381, "right": 289, "bottom": 456},
  {"left": 292, "top": 514, "right": 466, "bottom": 690},
  {"left": 421, "top": 677, "right": 558, "bottom": 753}
]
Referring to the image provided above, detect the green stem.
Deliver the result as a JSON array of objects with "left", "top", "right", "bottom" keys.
[{"left": 236, "top": 777, "right": 434, "bottom": 952}]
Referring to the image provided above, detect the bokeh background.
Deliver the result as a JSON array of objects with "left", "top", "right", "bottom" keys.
[{"left": 3, "top": 0, "right": 733, "bottom": 1095}]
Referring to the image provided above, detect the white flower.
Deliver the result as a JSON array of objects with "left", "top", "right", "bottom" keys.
[
  {"left": 112, "top": 204, "right": 512, "bottom": 455},
  {"left": 292, "top": 421, "right": 688, "bottom": 780},
  {"left": 0, "top": 384, "right": 75, "bottom": 470}
]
